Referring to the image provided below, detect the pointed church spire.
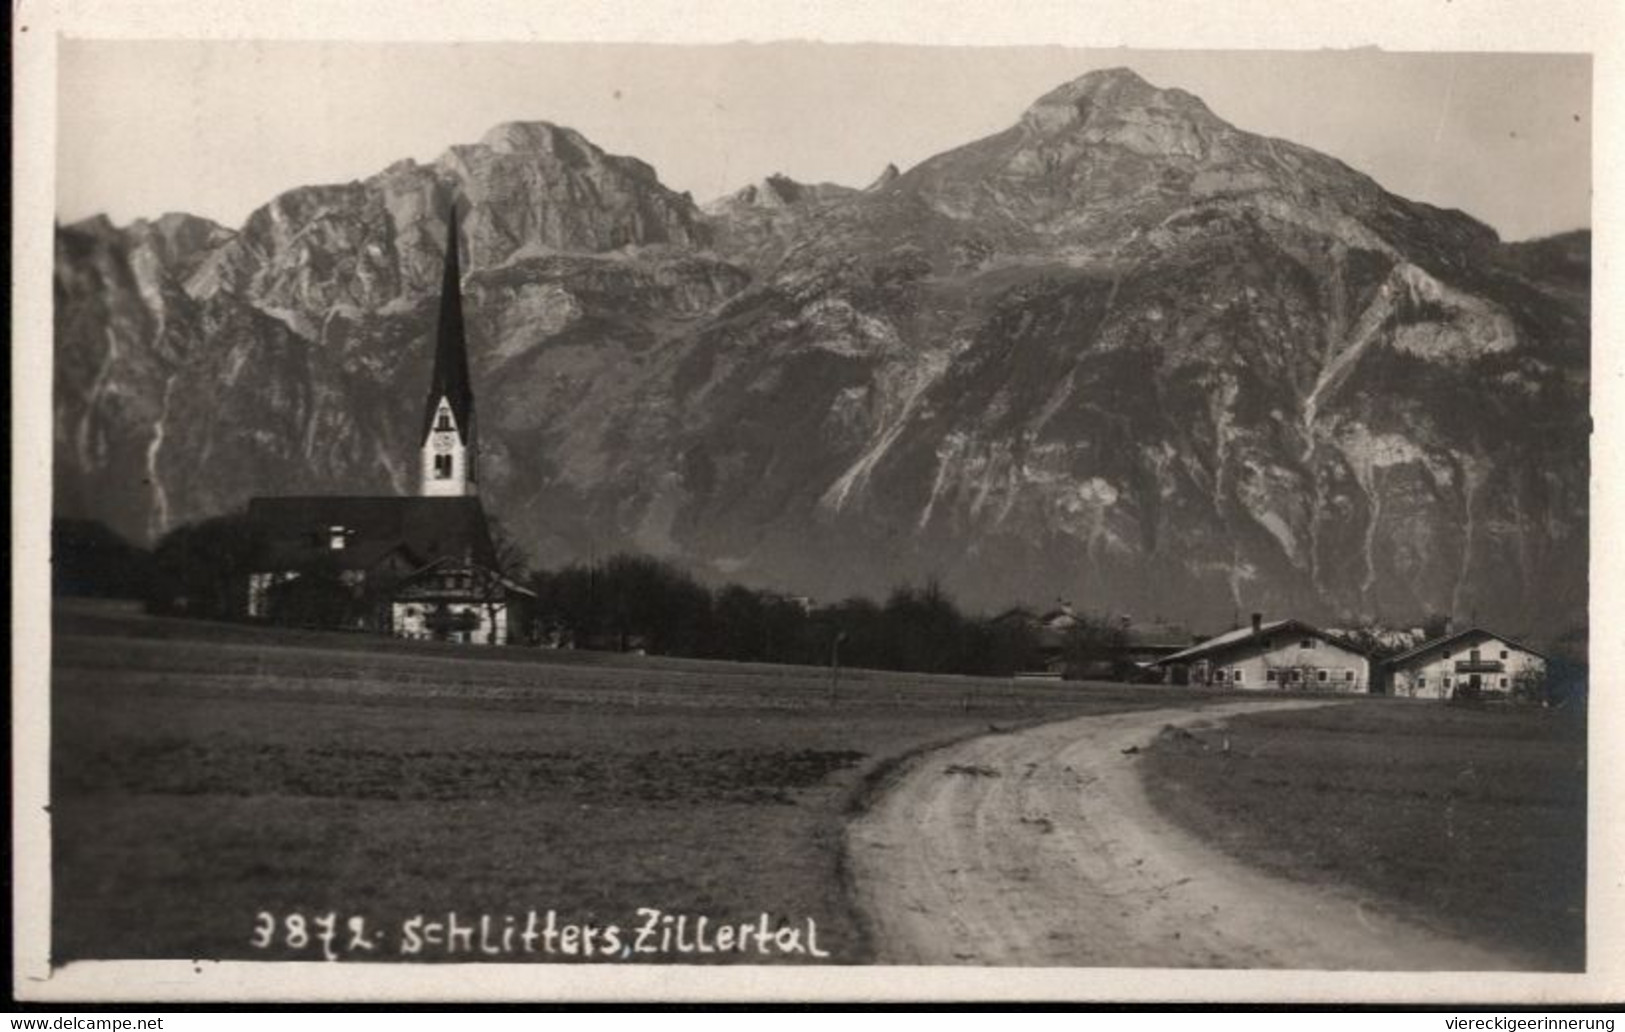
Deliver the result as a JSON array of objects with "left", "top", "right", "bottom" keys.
[
  {"left": 424, "top": 205, "right": 475, "bottom": 442},
  {"left": 420, "top": 204, "right": 478, "bottom": 496}
]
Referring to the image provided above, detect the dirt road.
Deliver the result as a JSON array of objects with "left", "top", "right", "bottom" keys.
[{"left": 847, "top": 700, "right": 1532, "bottom": 969}]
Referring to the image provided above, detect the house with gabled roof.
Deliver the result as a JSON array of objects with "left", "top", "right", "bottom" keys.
[
  {"left": 1384, "top": 627, "right": 1547, "bottom": 700},
  {"left": 1154, "top": 613, "right": 1372, "bottom": 692},
  {"left": 992, "top": 602, "right": 1195, "bottom": 680},
  {"left": 389, "top": 553, "right": 534, "bottom": 644}
]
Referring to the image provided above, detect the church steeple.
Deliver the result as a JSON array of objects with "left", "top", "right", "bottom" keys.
[{"left": 420, "top": 206, "right": 478, "bottom": 497}]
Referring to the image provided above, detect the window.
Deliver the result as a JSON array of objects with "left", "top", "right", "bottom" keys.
[
  {"left": 1290, "top": 669, "right": 1303, "bottom": 683},
  {"left": 1300, "top": 639, "right": 1317, "bottom": 649},
  {"left": 437, "top": 413, "right": 452, "bottom": 431},
  {"left": 328, "top": 525, "right": 347, "bottom": 550},
  {"left": 1500, "top": 650, "right": 1509, "bottom": 660},
  {"left": 1470, "top": 649, "right": 1481, "bottom": 662},
  {"left": 1265, "top": 670, "right": 1277, "bottom": 683},
  {"left": 1443, "top": 676, "right": 1453, "bottom": 688},
  {"left": 434, "top": 454, "right": 453, "bottom": 478},
  {"left": 1317, "top": 670, "right": 1328, "bottom": 683},
  {"left": 1345, "top": 671, "right": 1355, "bottom": 682},
  {"left": 1418, "top": 676, "right": 1427, "bottom": 688},
  {"left": 1214, "top": 669, "right": 1227, "bottom": 683},
  {"left": 1233, "top": 669, "right": 1244, "bottom": 684},
  {"left": 1500, "top": 677, "right": 1509, "bottom": 689}
]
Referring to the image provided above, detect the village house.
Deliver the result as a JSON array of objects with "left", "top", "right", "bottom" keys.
[
  {"left": 1384, "top": 627, "right": 1547, "bottom": 699},
  {"left": 988, "top": 602, "right": 1073, "bottom": 676},
  {"left": 992, "top": 602, "right": 1192, "bottom": 680},
  {"left": 243, "top": 207, "right": 533, "bottom": 644},
  {"left": 1115, "top": 618, "right": 1195, "bottom": 669},
  {"left": 1154, "top": 614, "right": 1371, "bottom": 691}
]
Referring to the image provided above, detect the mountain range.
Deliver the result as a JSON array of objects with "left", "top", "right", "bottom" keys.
[{"left": 53, "top": 68, "right": 1590, "bottom": 637}]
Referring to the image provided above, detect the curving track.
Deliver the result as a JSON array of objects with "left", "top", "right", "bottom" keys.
[{"left": 847, "top": 700, "right": 1533, "bottom": 969}]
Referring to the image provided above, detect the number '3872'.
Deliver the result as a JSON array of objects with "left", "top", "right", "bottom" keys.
[{"left": 250, "top": 911, "right": 380, "bottom": 960}]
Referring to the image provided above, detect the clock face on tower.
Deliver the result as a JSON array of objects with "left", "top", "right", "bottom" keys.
[{"left": 432, "top": 432, "right": 456, "bottom": 454}]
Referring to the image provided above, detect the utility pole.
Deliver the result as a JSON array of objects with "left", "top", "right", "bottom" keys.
[
  {"left": 587, "top": 536, "right": 597, "bottom": 649},
  {"left": 828, "top": 631, "right": 847, "bottom": 707}
]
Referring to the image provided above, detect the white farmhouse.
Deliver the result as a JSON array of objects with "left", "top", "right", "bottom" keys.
[
  {"left": 1384, "top": 627, "right": 1546, "bottom": 699},
  {"left": 1154, "top": 614, "right": 1371, "bottom": 692}
]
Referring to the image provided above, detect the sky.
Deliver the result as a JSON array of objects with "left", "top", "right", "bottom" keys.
[{"left": 57, "top": 42, "right": 1591, "bottom": 242}]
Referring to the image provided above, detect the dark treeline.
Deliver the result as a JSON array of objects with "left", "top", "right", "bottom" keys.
[
  {"left": 55, "top": 514, "right": 1044, "bottom": 675},
  {"left": 53, "top": 518, "right": 157, "bottom": 600},
  {"left": 49, "top": 516, "right": 1593, "bottom": 693},
  {"left": 531, "top": 553, "right": 1040, "bottom": 677}
]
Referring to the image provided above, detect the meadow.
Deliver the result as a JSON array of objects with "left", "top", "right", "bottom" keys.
[
  {"left": 52, "top": 606, "right": 1587, "bottom": 969},
  {"left": 51, "top": 605, "right": 1212, "bottom": 964},
  {"left": 1140, "top": 701, "right": 1588, "bottom": 970}
]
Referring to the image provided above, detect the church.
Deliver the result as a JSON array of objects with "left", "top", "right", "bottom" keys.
[{"left": 243, "top": 208, "right": 534, "bottom": 645}]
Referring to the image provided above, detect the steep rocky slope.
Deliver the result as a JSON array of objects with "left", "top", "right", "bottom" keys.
[{"left": 53, "top": 68, "right": 1589, "bottom": 637}]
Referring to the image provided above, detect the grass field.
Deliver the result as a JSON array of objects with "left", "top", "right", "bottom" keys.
[
  {"left": 1139, "top": 701, "right": 1587, "bottom": 970},
  {"left": 52, "top": 604, "right": 1224, "bottom": 965}
]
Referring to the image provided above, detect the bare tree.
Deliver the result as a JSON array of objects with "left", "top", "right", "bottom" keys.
[
  {"left": 478, "top": 516, "right": 532, "bottom": 645},
  {"left": 1060, "top": 611, "right": 1129, "bottom": 680},
  {"left": 1511, "top": 666, "right": 1550, "bottom": 706}
]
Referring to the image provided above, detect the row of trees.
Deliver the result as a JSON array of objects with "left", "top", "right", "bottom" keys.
[
  {"left": 60, "top": 513, "right": 384, "bottom": 628},
  {"left": 52, "top": 515, "right": 1593, "bottom": 693},
  {"left": 54, "top": 516, "right": 1054, "bottom": 675},
  {"left": 529, "top": 554, "right": 1044, "bottom": 676}
]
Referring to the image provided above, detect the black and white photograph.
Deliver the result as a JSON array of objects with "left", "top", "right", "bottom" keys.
[{"left": 13, "top": 0, "right": 1622, "bottom": 1005}]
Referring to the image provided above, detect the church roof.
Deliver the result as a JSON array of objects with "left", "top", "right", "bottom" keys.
[
  {"left": 247, "top": 495, "right": 497, "bottom": 572},
  {"left": 422, "top": 205, "right": 476, "bottom": 443}
]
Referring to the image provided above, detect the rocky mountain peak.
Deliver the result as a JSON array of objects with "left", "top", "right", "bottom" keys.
[
  {"left": 744, "top": 174, "right": 805, "bottom": 207},
  {"left": 135, "top": 211, "right": 233, "bottom": 246},
  {"left": 1020, "top": 65, "right": 1226, "bottom": 143},
  {"left": 126, "top": 212, "right": 236, "bottom": 281},
  {"left": 705, "top": 173, "right": 859, "bottom": 217},
  {"left": 1031, "top": 65, "right": 1157, "bottom": 101},
  {"left": 65, "top": 213, "right": 121, "bottom": 240},
  {"left": 477, "top": 120, "right": 598, "bottom": 159},
  {"left": 51, "top": 67, "right": 1590, "bottom": 641},
  {"left": 865, "top": 163, "right": 900, "bottom": 192}
]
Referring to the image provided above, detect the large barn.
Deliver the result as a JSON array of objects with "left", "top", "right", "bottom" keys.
[
  {"left": 1154, "top": 614, "right": 1372, "bottom": 691},
  {"left": 243, "top": 207, "right": 533, "bottom": 644}
]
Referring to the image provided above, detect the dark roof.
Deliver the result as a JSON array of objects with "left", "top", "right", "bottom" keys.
[
  {"left": 421, "top": 205, "right": 476, "bottom": 444},
  {"left": 1386, "top": 627, "right": 1548, "bottom": 667},
  {"left": 247, "top": 495, "right": 496, "bottom": 571},
  {"left": 1155, "top": 618, "right": 1368, "bottom": 666},
  {"left": 1118, "top": 639, "right": 1190, "bottom": 655},
  {"left": 989, "top": 606, "right": 1038, "bottom": 626},
  {"left": 1120, "top": 622, "right": 1193, "bottom": 648}
]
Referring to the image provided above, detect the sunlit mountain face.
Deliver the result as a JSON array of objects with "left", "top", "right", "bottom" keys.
[{"left": 54, "top": 68, "right": 1588, "bottom": 637}]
